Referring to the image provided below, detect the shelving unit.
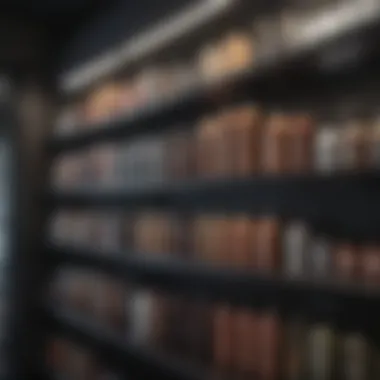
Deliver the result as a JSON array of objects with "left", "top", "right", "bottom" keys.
[{"left": 6, "top": 0, "right": 380, "bottom": 379}]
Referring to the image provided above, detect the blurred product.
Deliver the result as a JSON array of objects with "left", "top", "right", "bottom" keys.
[
  {"left": 308, "top": 324, "right": 335, "bottom": 380},
  {"left": 334, "top": 244, "right": 358, "bottom": 281},
  {"left": 253, "top": 16, "right": 285, "bottom": 58},
  {"left": 62, "top": 343, "right": 97, "bottom": 380},
  {"left": 220, "top": 32, "right": 255, "bottom": 75},
  {"left": 309, "top": 236, "right": 331, "bottom": 279},
  {"left": 233, "top": 309, "right": 258, "bottom": 375},
  {"left": 117, "top": 136, "right": 166, "bottom": 188},
  {"left": 262, "top": 113, "right": 290, "bottom": 173},
  {"left": 192, "top": 217, "right": 218, "bottom": 364},
  {"left": 212, "top": 218, "right": 233, "bottom": 372},
  {"left": 116, "top": 78, "right": 142, "bottom": 115},
  {"left": 340, "top": 123, "right": 371, "bottom": 171},
  {"left": 230, "top": 217, "right": 256, "bottom": 375},
  {"left": 198, "top": 43, "right": 226, "bottom": 81},
  {"left": 370, "top": 121, "right": 380, "bottom": 167},
  {"left": 338, "top": 332, "right": 369, "bottom": 380},
  {"left": 225, "top": 105, "right": 263, "bottom": 176},
  {"left": 52, "top": 153, "right": 87, "bottom": 189},
  {"left": 257, "top": 311, "right": 282, "bottom": 380},
  {"left": 166, "top": 130, "right": 194, "bottom": 181},
  {"left": 283, "top": 318, "right": 307, "bottom": 380},
  {"left": 84, "top": 82, "right": 121, "bottom": 125},
  {"left": 196, "top": 116, "right": 228, "bottom": 178},
  {"left": 256, "top": 218, "right": 281, "bottom": 273},
  {"left": 198, "top": 32, "right": 254, "bottom": 81},
  {"left": 283, "top": 222, "right": 309, "bottom": 278},
  {"left": 131, "top": 214, "right": 172, "bottom": 349},
  {"left": 55, "top": 106, "right": 80, "bottom": 134},
  {"left": 360, "top": 245, "right": 380, "bottom": 286},
  {"left": 314, "top": 125, "right": 341, "bottom": 173},
  {"left": 290, "top": 114, "right": 315, "bottom": 172},
  {"left": 88, "top": 144, "right": 118, "bottom": 187}
]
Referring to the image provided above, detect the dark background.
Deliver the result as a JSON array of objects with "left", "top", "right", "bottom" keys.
[{"left": 1, "top": 0, "right": 196, "bottom": 74}]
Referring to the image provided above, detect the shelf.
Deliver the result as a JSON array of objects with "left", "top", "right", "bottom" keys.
[
  {"left": 47, "top": 172, "right": 380, "bottom": 241},
  {"left": 47, "top": 304, "right": 210, "bottom": 380},
  {"left": 49, "top": 243, "right": 380, "bottom": 331},
  {"left": 60, "top": 0, "right": 288, "bottom": 96},
  {"left": 60, "top": 0, "right": 236, "bottom": 95},
  {"left": 49, "top": 1, "right": 380, "bottom": 154}
]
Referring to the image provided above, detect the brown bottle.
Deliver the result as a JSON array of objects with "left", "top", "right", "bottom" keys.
[
  {"left": 190, "top": 217, "right": 216, "bottom": 364},
  {"left": 213, "top": 114, "right": 231, "bottom": 178},
  {"left": 340, "top": 123, "right": 371, "bottom": 171},
  {"left": 360, "top": 245, "right": 380, "bottom": 286},
  {"left": 213, "top": 218, "right": 233, "bottom": 373},
  {"left": 257, "top": 311, "right": 282, "bottom": 380},
  {"left": 333, "top": 244, "right": 358, "bottom": 282},
  {"left": 226, "top": 105, "right": 263, "bottom": 177},
  {"left": 288, "top": 113, "right": 315, "bottom": 173},
  {"left": 230, "top": 218, "right": 257, "bottom": 375},
  {"left": 283, "top": 319, "right": 307, "bottom": 380},
  {"left": 256, "top": 218, "right": 282, "bottom": 273},
  {"left": 234, "top": 310, "right": 259, "bottom": 377},
  {"left": 262, "top": 113, "right": 291, "bottom": 173},
  {"left": 196, "top": 118, "right": 218, "bottom": 178}
]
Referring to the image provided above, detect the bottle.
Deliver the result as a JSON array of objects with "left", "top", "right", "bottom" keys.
[
  {"left": 262, "top": 113, "right": 291, "bottom": 173},
  {"left": 226, "top": 105, "right": 263, "bottom": 177},
  {"left": 338, "top": 332, "right": 370, "bottom": 380},
  {"left": 257, "top": 310, "right": 282, "bottom": 380},
  {"left": 256, "top": 218, "right": 282, "bottom": 274},
  {"left": 308, "top": 323, "right": 335, "bottom": 380},
  {"left": 283, "top": 222, "right": 309, "bottom": 278},
  {"left": 333, "top": 244, "right": 357, "bottom": 282},
  {"left": 283, "top": 318, "right": 307, "bottom": 380},
  {"left": 309, "top": 236, "right": 331, "bottom": 279}
]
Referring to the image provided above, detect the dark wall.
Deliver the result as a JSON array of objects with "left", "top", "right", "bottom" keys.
[{"left": 56, "top": 0, "right": 195, "bottom": 74}]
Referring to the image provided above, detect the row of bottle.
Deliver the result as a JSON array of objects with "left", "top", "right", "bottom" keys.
[
  {"left": 49, "top": 288, "right": 380, "bottom": 380},
  {"left": 55, "top": 0, "right": 347, "bottom": 133},
  {"left": 49, "top": 209, "right": 379, "bottom": 378},
  {"left": 50, "top": 212, "right": 380, "bottom": 286},
  {"left": 51, "top": 104, "right": 380, "bottom": 190}
]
